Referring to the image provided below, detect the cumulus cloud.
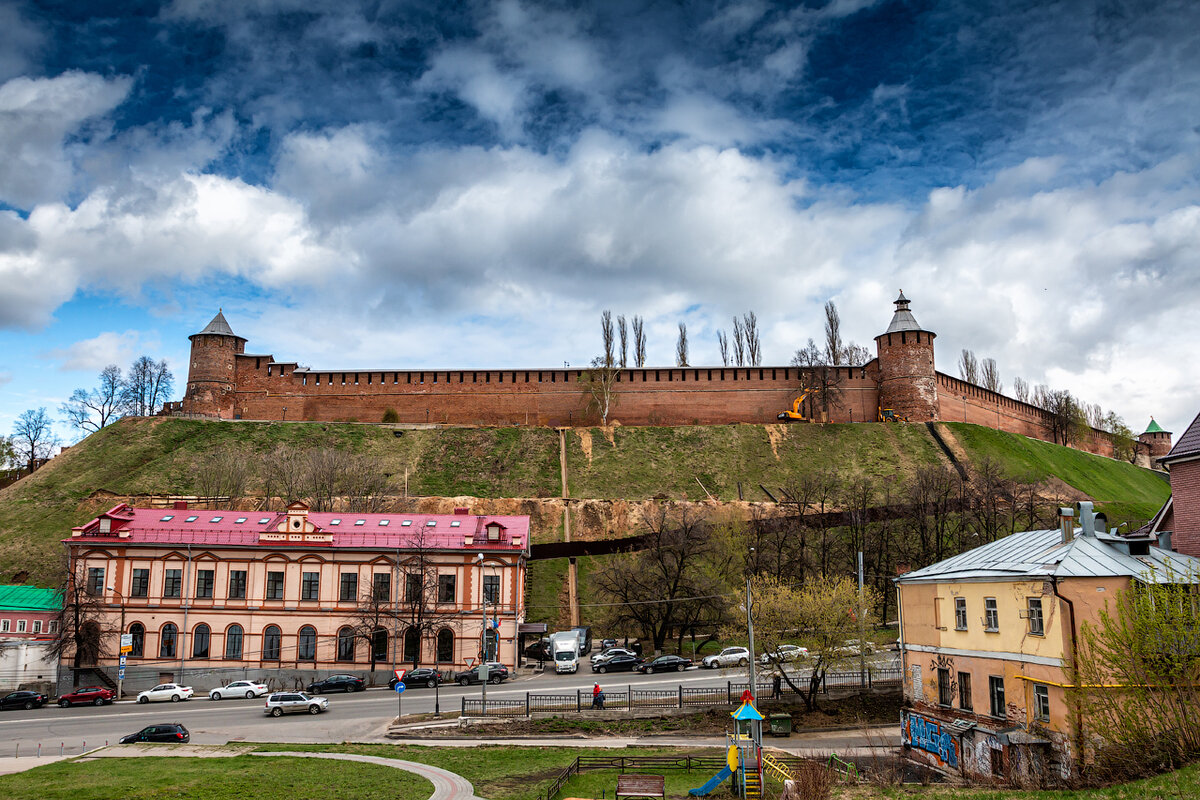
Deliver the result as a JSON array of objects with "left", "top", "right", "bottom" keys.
[
  {"left": 44, "top": 331, "right": 144, "bottom": 372},
  {"left": 0, "top": 71, "right": 131, "bottom": 209}
]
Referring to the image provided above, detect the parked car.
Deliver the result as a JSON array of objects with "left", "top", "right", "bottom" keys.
[
  {"left": 591, "top": 647, "right": 635, "bottom": 663},
  {"left": 389, "top": 668, "right": 443, "bottom": 689},
  {"left": 838, "top": 639, "right": 877, "bottom": 656},
  {"left": 264, "top": 692, "right": 329, "bottom": 716},
  {"left": 57, "top": 686, "right": 114, "bottom": 707},
  {"left": 455, "top": 663, "right": 509, "bottom": 685},
  {"left": 702, "top": 646, "right": 751, "bottom": 669},
  {"left": 0, "top": 690, "right": 46, "bottom": 710},
  {"left": 119, "top": 723, "right": 190, "bottom": 744},
  {"left": 524, "top": 639, "right": 551, "bottom": 661},
  {"left": 636, "top": 655, "right": 692, "bottom": 674},
  {"left": 137, "top": 684, "right": 194, "bottom": 704},
  {"left": 591, "top": 654, "right": 642, "bottom": 674},
  {"left": 209, "top": 680, "right": 270, "bottom": 700},
  {"left": 759, "top": 645, "right": 808, "bottom": 664},
  {"left": 599, "top": 638, "right": 618, "bottom": 650},
  {"left": 306, "top": 674, "right": 365, "bottom": 694}
]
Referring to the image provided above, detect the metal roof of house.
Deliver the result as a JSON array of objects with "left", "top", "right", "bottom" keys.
[
  {"left": 895, "top": 526, "right": 1200, "bottom": 585},
  {"left": 1161, "top": 410, "right": 1200, "bottom": 465},
  {"left": 190, "top": 310, "right": 245, "bottom": 341},
  {"left": 0, "top": 585, "right": 61, "bottom": 611},
  {"left": 882, "top": 290, "right": 931, "bottom": 335}
]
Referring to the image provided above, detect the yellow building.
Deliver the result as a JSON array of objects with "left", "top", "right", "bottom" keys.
[{"left": 896, "top": 502, "right": 1200, "bottom": 782}]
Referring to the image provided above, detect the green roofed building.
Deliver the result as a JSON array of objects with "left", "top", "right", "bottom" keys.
[
  {"left": 0, "top": 585, "right": 60, "bottom": 639},
  {"left": 1139, "top": 417, "right": 1174, "bottom": 462}
]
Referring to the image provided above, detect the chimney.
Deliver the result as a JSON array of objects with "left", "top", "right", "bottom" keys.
[
  {"left": 454, "top": 507, "right": 469, "bottom": 515},
  {"left": 1060, "top": 507, "right": 1075, "bottom": 543},
  {"left": 1158, "top": 530, "right": 1174, "bottom": 551},
  {"left": 173, "top": 500, "right": 189, "bottom": 510},
  {"left": 1078, "top": 501, "right": 1095, "bottom": 538}
]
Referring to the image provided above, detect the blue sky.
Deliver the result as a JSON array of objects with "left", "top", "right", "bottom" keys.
[{"left": 2, "top": 0, "right": 1199, "bottom": 443}]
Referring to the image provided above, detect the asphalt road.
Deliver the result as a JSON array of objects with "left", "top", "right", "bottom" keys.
[{"left": 0, "top": 655, "right": 898, "bottom": 756}]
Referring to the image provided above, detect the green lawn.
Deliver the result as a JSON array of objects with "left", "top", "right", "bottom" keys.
[{"left": 0, "top": 755, "right": 432, "bottom": 800}]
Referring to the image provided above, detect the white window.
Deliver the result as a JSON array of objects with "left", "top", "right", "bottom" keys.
[
  {"left": 0, "top": 620, "right": 9, "bottom": 632},
  {"left": 32, "top": 620, "right": 42, "bottom": 633},
  {"left": 954, "top": 597, "right": 967, "bottom": 630},
  {"left": 1027, "top": 598, "right": 1044, "bottom": 635},
  {"left": 378, "top": 520, "right": 390, "bottom": 526},
  {"left": 354, "top": 519, "right": 365, "bottom": 526},
  {"left": 209, "top": 517, "right": 223, "bottom": 523},
  {"left": 330, "top": 519, "right": 341, "bottom": 526},
  {"left": 401, "top": 520, "right": 412, "bottom": 526},
  {"left": 426, "top": 520, "right": 437, "bottom": 527},
  {"left": 984, "top": 598, "right": 999, "bottom": 631},
  {"left": 185, "top": 516, "right": 199, "bottom": 522},
  {"left": 235, "top": 517, "right": 247, "bottom": 524},
  {"left": 450, "top": 520, "right": 461, "bottom": 527},
  {"left": 159, "top": 515, "right": 174, "bottom": 522},
  {"left": 1034, "top": 684, "right": 1050, "bottom": 722},
  {"left": 49, "top": 621, "right": 58, "bottom": 634},
  {"left": 16, "top": 620, "right": 27, "bottom": 633}
]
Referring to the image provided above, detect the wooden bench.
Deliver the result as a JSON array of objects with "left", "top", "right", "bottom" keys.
[{"left": 616, "top": 774, "right": 665, "bottom": 800}]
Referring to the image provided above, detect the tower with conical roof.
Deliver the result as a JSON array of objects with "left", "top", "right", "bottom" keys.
[
  {"left": 1139, "top": 418, "right": 1173, "bottom": 461},
  {"left": 182, "top": 310, "right": 247, "bottom": 418},
  {"left": 874, "top": 291, "right": 938, "bottom": 422}
]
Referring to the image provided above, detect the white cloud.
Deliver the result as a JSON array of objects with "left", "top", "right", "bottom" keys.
[
  {"left": 0, "top": 4, "right": 44, "bottom": 83},
  {"left": 45, "top": 331, "right": 143, "bottom": 372},
  {"left": 0, "top": 71, "right": 131, "bottom": 209}
]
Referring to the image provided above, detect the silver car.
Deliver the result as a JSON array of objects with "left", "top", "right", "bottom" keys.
[{"left": 264, "top": 691, "right": 329, "bottom": 716}]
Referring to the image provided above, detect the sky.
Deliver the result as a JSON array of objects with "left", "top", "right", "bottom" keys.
[{"left": 1, "top": 0, "right": 1198, "bottom": 445}]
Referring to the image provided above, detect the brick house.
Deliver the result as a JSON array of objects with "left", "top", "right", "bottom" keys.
[
  {"left": 1143, "top": 410, "right": 1200, "bottom": 557},
  {"left": 64, "top": 502, "right": 528, "bottom": 692},
  {"left": 0, "top": 585, "right": 60, "bottom": 639},
  {"left": 896, "top": 502, "right": 1200, "bottom": 782}
]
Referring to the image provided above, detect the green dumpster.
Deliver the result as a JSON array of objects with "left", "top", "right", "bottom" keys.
[{"left": 768, "top": 713, "right": 792, "bottom": 737}]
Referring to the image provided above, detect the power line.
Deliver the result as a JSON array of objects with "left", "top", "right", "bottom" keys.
[{"left": 524, "top": 591, "right": 738, "bottom": 610}]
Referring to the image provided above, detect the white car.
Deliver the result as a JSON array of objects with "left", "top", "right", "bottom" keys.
[
  {"left": 136, "top": 683, "right": 194, "bottom": 703},
  {"left": 702, "top": 646, "right": 751, "bottom": 669},
  {"left": 209, "top": 680, "right": 269, "bottom": 700},
  {"left": 760, "top": 645, "right": 808, "bottom": 664}
]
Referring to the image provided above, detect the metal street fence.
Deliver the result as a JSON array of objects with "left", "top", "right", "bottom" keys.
[{"left": 462, "top": 666, "right": 900, "bottom": 717}]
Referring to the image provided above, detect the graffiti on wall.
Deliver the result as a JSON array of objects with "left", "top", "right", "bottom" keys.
[{"left": 902, "top": 710, "right": 960, "bottom": 769}]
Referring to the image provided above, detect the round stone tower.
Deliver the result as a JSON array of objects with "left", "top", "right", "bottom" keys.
[
  {"left": 1139, "top": 417, "right": 1173, "bottom": 461},
  {"left": 182, "top": 310, "right": 247, "bottom": 418},
  {"left": 874, "top": 291, "right": 938, "bottom": 422}
]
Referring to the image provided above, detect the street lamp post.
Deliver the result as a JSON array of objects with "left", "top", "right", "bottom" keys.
[
  {"left": 475, "top": 552, "right": 487, "bottom": 710},
  {"left": 107, "top": 585, "right": 126, "bottom": 700}
]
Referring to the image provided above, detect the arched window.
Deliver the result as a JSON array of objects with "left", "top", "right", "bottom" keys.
[
  {"left": 436, "top": 628, "right": 454, "bottom": 663},
  {"left": 129, "top": 622, "right": 145, "bottom": 658},
  {"left": 403, "top": 627, "right": 420, "bottom": 663},
  {"left": 371, "top": 628, "right": 388, "bottom": 665},
  {"left": 337, "top": 627, "right": 356, "bottom": 662},
  {"left": 225, "top": 625, "right": 243, "bottom": 660},
  {"left": 160, "top": 623, "right": 177, "bottom": 659},
  {"left": 192, "top": 623, "right": 210, "bottom": 659},
  {"left": 298, "top": 626, "right": 317, "bottom": 661},
  {"left": 263, "top": 625, "right": 281, "bottom": 661}
]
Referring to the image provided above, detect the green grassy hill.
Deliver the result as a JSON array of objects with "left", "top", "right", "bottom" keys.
[{"left": 0, "top": 417, "right": 1170, "bottom": 587}]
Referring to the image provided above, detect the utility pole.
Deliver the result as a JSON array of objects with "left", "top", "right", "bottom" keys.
[
  {"left": 858, "top": 551, "right": 866, "bottom": 685},
  {"left": 476, "top": 552, "right": 487, "bottom": 711},
  {"left": 745, "top": 547, "right": 760, "bottom": 747}
]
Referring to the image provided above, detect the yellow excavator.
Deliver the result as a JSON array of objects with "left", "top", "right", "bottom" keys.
[
  {"left": 878, "top": 407, "right": 908, "bottom": 422},
  {"left": 777, "top": 389, "right": 816, "bottom": 421}
]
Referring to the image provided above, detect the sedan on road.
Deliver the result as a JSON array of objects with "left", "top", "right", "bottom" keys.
[
  {"left": 209, "top": 680, "right": 270, "bottom": 700},
  {"left": 591, "top": 654, "right": 642, "bottom": 674},
  {"left": 389, "top": 668, "right": 442, "bottom": 689},
  {"left": 306, "top": 674, "right": 365, "bottom": 694},
  {"left": 636, "top": 655, "right": 692, "bottom": 674},
  {"left": 264, "top": 692, "right": 329, "bottom": 716},
  {"left": 0, "top": 691, "right": 46, "bottom": 710},
  {"left": 136, "top": 684, "right": 194, "bottom": 703},
  {"left": 590, "top": 647, "right": 635, "bottom": 663},
  {"left": 57, "top": 686, "right": 114, "bottom": 707},
  {"left": 120, "top": 723, "right": 190, "bottom": 744},
  {"left": 702, "top": 647, "right": 750, "bottom": 669},
  {"left": 759, "top": 645, "right": 808, "bottom": 665},
  {"left": 455, "top": 664, "right": 508, "bottom": 685}
]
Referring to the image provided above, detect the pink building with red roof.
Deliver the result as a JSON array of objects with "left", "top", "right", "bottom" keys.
[{"left": 64, "top": 501, "right": 529, "bottom": 691}]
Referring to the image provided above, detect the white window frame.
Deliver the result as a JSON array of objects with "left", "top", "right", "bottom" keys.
[{"left": 984, "top": 597, "right": 999, "bottom": 631}]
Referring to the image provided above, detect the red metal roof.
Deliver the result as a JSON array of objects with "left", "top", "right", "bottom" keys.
[{"left": 68, "top": 505, "right": 529, "bottom": 551}]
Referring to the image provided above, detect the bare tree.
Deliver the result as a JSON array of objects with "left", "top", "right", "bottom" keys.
[
  {"left": 1043, "top": 389, "right": 1087, "bottom": 446},
  {"left": 743, "top": 312, "right": 761, "bottom": 366},
  {"left": 957, "top": 349, "right": 978, "bottom": 384},
  {"left": 732, "top": 316, "right": 745, "bottom": 366},
  {"left": 792, "top": 339, "right": 842, "bottom": 420},
  {"left": 980, "top": 358, "right": 1002, "bottom": 393},
  {"left": 61, "top": 365, "right": 127, "bottom": 435},
  {"left": 307, "top": 448, "right": 351, "bottom": 511},
  {"left": 617, "top": 315, "right": 628, "bottom": 368},
  {"left": 348, "top": 585, "right": 397, "bottom": 672},
  {"left": 1013, "top": 376, "right": 1030, "bottom": 403},
  {"left": 12, "top": 407, "right": 57, "bottom": 472},
  {"left": 717, "top": 330, "right": 729, "bottom": 366},
  {"left": 824, "top": 302, "right": 844, "bottom": 365},
  {"left": 192, "top": 447, "right": 254, "bottom": 506},
  {"left": 844, "top": 342, "right": 871, "bottom": 366},
  {"left": 122, "top": 356, "right": 174, "bottom": 416},
  {"left": 260, "top": 444, "right": 311, "bottom": 508},
  {"left": 581, "top": 356, "right": 620, "bottom": 425},
  {"left": 632, "top": 316, "right": 647, "bottom": 367},
  {"left": 600, "top": 310, "right": 615, "bottom": 368},
  {"left": 675, "top": 323, "right": 689, "bottom": 367},
  {"left": 50, "top": 556, "right": 109, "bottom": 687},
  {"left": 342, "top": 454, "right": 390, "bottom": 512}
]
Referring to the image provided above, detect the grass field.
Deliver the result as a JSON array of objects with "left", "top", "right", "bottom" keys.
[{"left": 0, "top": 754, "right": 433, "bottom": 800}]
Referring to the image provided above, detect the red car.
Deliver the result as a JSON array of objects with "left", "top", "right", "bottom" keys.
[{"left": 58, "top": 686, "right": 115, "bottom": 707}]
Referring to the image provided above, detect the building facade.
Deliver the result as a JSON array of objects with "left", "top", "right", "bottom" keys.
[
  {"left": 896, "top": 503, "right": 1199, "bottom": 782},
  {"left": 64, "top": 503, "right": 529, "bottom": 692},
  {"left": 165, "top": 297, "right": 1165, "bottom": 464},
  {"left": 0, "top": 585, "right": 59, "bottom": 639}
]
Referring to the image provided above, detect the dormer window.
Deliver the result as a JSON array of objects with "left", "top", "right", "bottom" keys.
[
  {"left": 354, "top": 520, "right": 365, "bottom": 526},
  {"left": 185, "top": 516, "right": 199, "bottom": 523},
  {"left": 401, "top": 520, "right": 412, "bottom": 526},
  {"left": 487, "top": 524, "right": 501, "bottom": 541},
  {"left": 426, "top": 521, "right": 437, "bottom": 527},
  {"left": 209, "top": 517, "right": 223, "bottom": 523},
  {"left": 160, "top": 515, "right": 175, "bottom": 522},
  {"left": 235, "top": 517, "right": 247, "bottom": 524},
  {"left": 378, "top": 520, "right": 390, "bottom": 526},
  {"left": 330, "top": 519, "right": 341, "bottom": 526},
  {"left": 258, "top": 518, "right": 270, "bottom": 525},
  {"left": 450, "top": 521, "right": 461, "bottom": 527}
]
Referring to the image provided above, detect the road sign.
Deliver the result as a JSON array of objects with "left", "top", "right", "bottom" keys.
[
  {"left": 464, "top": 657, "right": 475, "bottom": 668},
  {"left": 394, "top": 682, "right": 406, "bottom": 693},
  {"left": 120, "top": 633, "right": 133, "bottom": 654},
  {"left": 119, "top": 654, "right": 127, "bottom": 667},
  {"left": 118, "top": 667, "right": 125, "bottom": 680},
  {"left": 394, "top": 668, "right": 407, "bottom": 683}
]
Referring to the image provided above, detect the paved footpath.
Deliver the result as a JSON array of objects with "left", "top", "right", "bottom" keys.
[{"left": 253, "top": 751, "right": 486, "bottom": 800}]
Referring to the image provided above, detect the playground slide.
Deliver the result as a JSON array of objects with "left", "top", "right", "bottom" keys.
[{"left": 688, "top": 766, "right": 733, "bottom": 796}]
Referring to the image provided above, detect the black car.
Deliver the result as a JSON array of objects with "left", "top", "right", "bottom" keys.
[
  {"left": 389, "top": 668, "right": 442, "bottom": 689},
  {"left": 119, "top": 723, "right": 190, "bottom": 744},
  {"left": 0, "top": 691, "right": 46, "bottom": 710},
  {"left": 523, "top": 639, "right": 551, "bottom": 661},
  {"left": 306, "top": 674, "right": 365, "bottom": 694},
  {"left": 454, "top": 663, "right": 509, "bottom": 685},
  {"left": 592, "top": 654, "right": 642, "bottom": 674},
  {"left": 636, "top": 655, "right": 692, "bottom": 674}
]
